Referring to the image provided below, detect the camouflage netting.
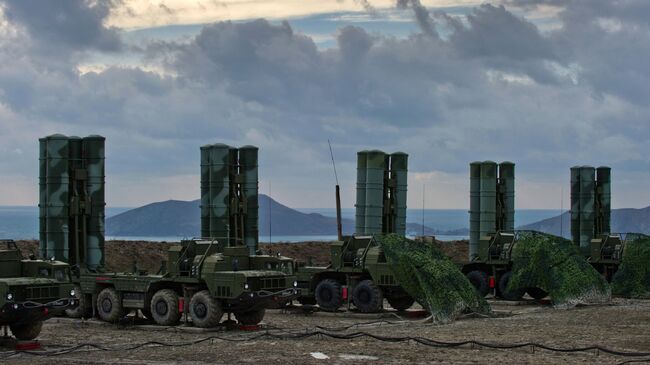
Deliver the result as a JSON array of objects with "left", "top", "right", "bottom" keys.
[
  {"left": 508, "top": 231, "right": 611, "bottom": 307},
  {"left": 377, "top": 234, "right": 490, "bottom": 323},
  {"left": 612, "top": 235, "right": 650, "bottom": 298}
]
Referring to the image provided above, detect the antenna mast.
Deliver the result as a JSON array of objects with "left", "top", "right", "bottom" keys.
[{"left": 328, "top": 140, "right": 343, "bottom": 241}]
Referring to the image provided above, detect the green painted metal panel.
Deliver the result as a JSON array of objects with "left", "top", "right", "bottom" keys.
[
  {"left": 239, "top": 145, "right": 259, "bottom": 255},
  {"left": 479, "top": 161, "right": 497, "bottom": 239},
  {"left": 38, "top": 138, "right": 47, "bottom": 258},
  {"left": 355, "top": 151, "right": 368, "bottom": 235},
  {"left": 469, "top": 161, "right": 481, "bottom": 260},
  {"left": 200, "top": 145, "right": 211, "bottom": 238},
  {"left": 579, "top": 166, "right": 595, "bottom": 255},
  {"left": 83, "top": 135, "right": 105, "bottom": 270},
  {"left": 44, "top": 134, "right": 70, "bottom": 261},
  {"left": 570, "top": 166, "right": 581, "bottom": 246},
  {"left": 364, "top": 150, "right": 387, "bottom": 235},
  {"left": 390, "top": 152, "right": 408, "bottom": 236},
  {"left": 596, "top": 166, "right": 611, "bottom": 235},
  {"left": 499, "top": 161, "right": 515, "bottom": 232},
  {"left": 208, "top": 144, "right": 231, "bottom": 241}
]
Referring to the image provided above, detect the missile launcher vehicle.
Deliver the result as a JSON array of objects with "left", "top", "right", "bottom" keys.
[
  {"left": 460, "top": 161, "right": 548, "bottom": 300},
  {"left": 0, "top": 239, "right": 77, "bottom": 340},
  {"left": 461, "top": 163, "right": 625, "bottom": 300},
  {"left": 295, "top": 151, "right": 415, "bottom": 313},
  {"left": 38, "top": 135, "right": 299, "bottom": 327}
]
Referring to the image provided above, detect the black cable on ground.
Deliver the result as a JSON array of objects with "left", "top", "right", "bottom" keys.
[{"left": 1, "top": 329, "right": 649, "bottom": 360}]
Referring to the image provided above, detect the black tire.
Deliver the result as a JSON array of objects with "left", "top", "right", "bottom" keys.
[
  {"left": 527, "top": 287, "right": 548, "bottom": 300},
  {"left": 386, "top": 295, "right": 415, "bottom": 311},
  {"left": 10, "top": 321, "right": 43, "bottom": 341},
  {"left": 235, "top": 309, "right": 265, "bottom": 325},
  {"left": 297, "top": 296, "right": 317, "bottom": 306},
  {"left": 189, "top": 290, "right": 223, "bottom": 328},
  {"left": 150, "top": 289, "right": 181, "bottom": 326},
  {"left": 96, "top": 287, "right": 125, "bottom": 322},
  {"left": 314, "top": 279, "right": 343, "bottom": 312},
  {"left": 65, "top": 286, "right": 92, "bottom": 318},
  {"left": 352, "top": 280, "right": 383, "bottom": 313},
  {"left": 466, "top": 270, "right": 490, "bottom": 297},
  {"left": 497, "top": 272, "right": 525, "bottom": 301}
]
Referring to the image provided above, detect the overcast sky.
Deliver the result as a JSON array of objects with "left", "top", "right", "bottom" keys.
[{"left": 0, "top": 0, "right": 648, "bottom": 209}]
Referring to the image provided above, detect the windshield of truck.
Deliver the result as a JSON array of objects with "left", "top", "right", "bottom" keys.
[{"left": 54, "top": 268, "right": 69, "bottom": 282}]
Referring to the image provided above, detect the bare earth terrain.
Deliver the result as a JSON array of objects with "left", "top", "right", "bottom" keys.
[
  {"left": 1, "top": 299, "right": 649, "bottom": 364},
  {"left": 7, "top": 240, "right": 648, "bottom": 364}
]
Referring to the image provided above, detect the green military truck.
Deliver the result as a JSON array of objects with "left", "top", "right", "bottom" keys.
[
  {"left": 38, "top": 136, "right": 299, "bottom": 327},
  {"left": 296, "top": 235, "right": 414, "bottom": 312},
  {"left": 69, "top": 238, "right": 298, "bottom": 327},
  {"left": 0, "top": 240, "right": 77, "bottom": 340},
  {"left": 295, "top": 151, "right": 414, "bottom": 313}
]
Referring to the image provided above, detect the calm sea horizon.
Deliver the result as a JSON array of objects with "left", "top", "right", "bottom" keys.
[{"left": 0, "top": 205, "right": 561, "bottom": 243}]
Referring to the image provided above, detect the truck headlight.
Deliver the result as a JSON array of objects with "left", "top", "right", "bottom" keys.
[
  {"left": 70, "top": 289, "right": 76, "bottom": 297},
  {"left": 244, "top": 283, "right": 249, "bottom": 290},
  {"left": 293, "top": 281, "right": 298, "bottom": 288},
  {"left": 6, "top": 293, "right": 13, "bottom": 301}
]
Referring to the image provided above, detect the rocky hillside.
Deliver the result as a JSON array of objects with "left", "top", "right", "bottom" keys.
[{"left": 520, "top": 206, "right": 650, "bottom": 238}]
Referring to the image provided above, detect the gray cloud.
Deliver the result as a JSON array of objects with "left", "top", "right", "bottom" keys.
[
  {"left": 0, "top": 1, "right": 649, "bottom": 207},
  {"left": 1, "top": 0, "right": 122, "bottom": 53}
]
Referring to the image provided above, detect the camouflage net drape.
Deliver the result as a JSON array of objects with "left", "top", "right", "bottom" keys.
[
  {"left": 508, "top": 231, "right": 611, "bottom": 307},
  {"left": 377, "top": 234, "right": 490, "bottom": 323},
  {"left": 612, "top": 235, "right": 650, "bottom": 298}
]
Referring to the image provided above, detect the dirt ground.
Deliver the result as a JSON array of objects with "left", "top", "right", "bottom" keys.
[{"left": 1, "top": 299, "right": 649, "bottom": 364}]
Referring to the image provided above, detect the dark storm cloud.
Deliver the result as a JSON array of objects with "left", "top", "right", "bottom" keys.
[
  {"left": 396, "top": 0, "right": 437, "bottom": 37},
  {"left": 1, "top": 0, "right": 122, "bottom": 52},
  {"left": 0, "top": 0, "right": 649, "bottom": 206}
]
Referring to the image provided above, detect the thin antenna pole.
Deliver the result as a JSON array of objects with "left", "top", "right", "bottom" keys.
[
  {"left": 328, "top": 140, "right": 343, "bottom": 241},
  {"left": 269, "top": 181, "right": 272, "bottom": 244},
  {"left": 328, "top": 140, "right": 339, "bottom": 185},
  {"left": 422, "top": 184, "right": 425, "bottom": 237},
  {"left": 560, "top": 186, "right": 564, "bottom": 237}
]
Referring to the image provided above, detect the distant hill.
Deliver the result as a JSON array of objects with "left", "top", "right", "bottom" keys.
[
  {"left": 519, "top": 206, "right": 650, "bottom": 238},
  {"left": 106, "top": 195, "right": 442, "bottom": 237}
]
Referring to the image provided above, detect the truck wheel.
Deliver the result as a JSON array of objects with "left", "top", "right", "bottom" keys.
[
  {"left": 189, "top": 290, "right": 223, "bottom": 328},
  {"left": 10, "top": 321, "right": 43, "bottom": 340},
  {"left": 497, "top": 272, "right": 525, "bottom": 301},
  {"left": 386, "top": 295, "right": 415, "bottom": 311},
  {"left": 66, "top": 286, "right": 92, "bottom": 318},
  {"left": 235, "top": 309, "right": 265, "bottom": 325},
  {"left": 314, "top": 279, "right": 343, "bottom": 312},
  {"left": 466, "top": 270, "right": 489, "bottom": 297},
  {"left": 96, "top": 287, "right": 125, "bottom": 322},
  {"left": 150, "top": 289, "right": 181, "bottom": 326},
  {"left": 352, "top": 280, "right": 383, "bottom": 313},
  {"left": 297, "top": 296, "right": 317, "bottom": 306},
  {"left": 527, "top": 287, "right": 548, "bottom": 300}
]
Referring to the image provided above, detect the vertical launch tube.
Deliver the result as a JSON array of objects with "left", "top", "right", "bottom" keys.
[
  {"left": 200, "top": 145, "right": 212, "bottom": 238},
  {"left": 365, "top": 150, "right": 387, "bottom": 235},
  {"left": 355, "top": 151, "right": 368, "bottom": 235},
  {"left": 596, "top": 166, "right": 611, "bottom": 235},
  {"left": 570, "top": 166, "right": 581, "bottom": 246},
  {"left": 579, "top": 166, "right": 595, "bottom": 256},
  {"left": 209, "top": 144, "right": 232, "bottom": 241},
  {"left": 39, "top": 138, "right": 48, "bottom": 258},
  {"left": 239, "top": 145, "right": 259, "bottom": 255},
  {"left": 390, "top": 152, "right": 408, "bottom": 236},
  {"left": 83, "top": 135, "right": 106, "bottom": 270},
  {"left": 499, "top": 161, "right": 515, "bottom": 232},
  {"left": 479, "top": 161, "right": 498, "bottom": 239},
  {"left": 45, "top": 134, "right": 70, "bottom": 261},
  {"left": 469, "top": 162, "right": 482, "bottom": 260}
]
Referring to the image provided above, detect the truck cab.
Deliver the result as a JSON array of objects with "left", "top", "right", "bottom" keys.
[{"left": 0, "top": 240, "right": 77, "bottom": 340}]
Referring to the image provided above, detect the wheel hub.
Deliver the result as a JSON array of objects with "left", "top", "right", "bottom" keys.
[
  {"left": 101, "top": 298, "right": 112, "bottom": 313},
  {"left": 194, "top": 302, "right": 207, "bottom": 318},
  {"left": 155, "top": 300, "right": 168, "bottom": 315}
]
